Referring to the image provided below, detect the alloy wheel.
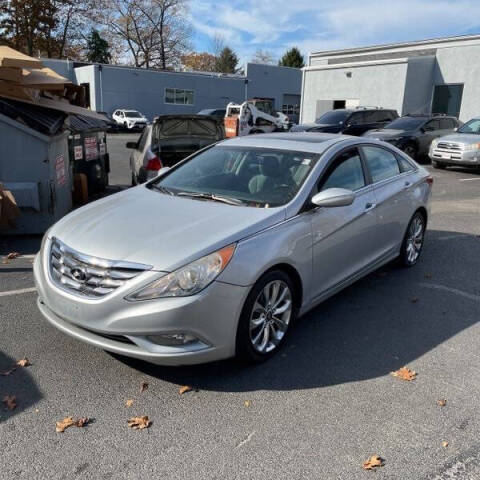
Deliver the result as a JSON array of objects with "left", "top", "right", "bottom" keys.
[
  {"left": 405, "top": 214, "right": 424, "bottom": 264},
  {"left": 249, "top": 280, "right": 292, "bottom": 353}
]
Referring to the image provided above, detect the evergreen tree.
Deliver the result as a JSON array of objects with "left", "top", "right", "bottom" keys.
[
  {"left": 86, "top": 29, "right": 111, "bottom": 64},
  {"left": 215, "top": 46, "right": 239, "bottom": 74},
  {"left": 278, "top": 47, "right": 304, "bottom": 68}
]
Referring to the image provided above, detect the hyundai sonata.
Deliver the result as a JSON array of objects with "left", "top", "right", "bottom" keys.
[{"left": 34, "top": 133, "right": 432, "bottom": 365}]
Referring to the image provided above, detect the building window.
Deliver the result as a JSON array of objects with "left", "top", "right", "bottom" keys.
[
  {"left": 282, "top": 104, "right": 299, "bottom": 115},
  {"left": 165, "top": 88, "right": 194, "bottom": 105}
]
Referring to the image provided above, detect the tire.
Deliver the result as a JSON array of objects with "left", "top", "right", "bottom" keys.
[
  {"left": 236, "top": 270, "right": 297, "bottom": 363},
  {"left": 432, "top": 161, "right": 446, "bottom": 169},
  {"left": 403, "top": 143, "right": 418, "bottom": 160},
  {"left": 131, "top": 172, "right": 137, "bottom": 186},
  {"left": 399, "top": 211, "right": 426, "bottom": 267}
]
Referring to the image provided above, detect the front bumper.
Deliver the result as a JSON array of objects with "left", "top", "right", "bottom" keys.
[
  {"left": 33, "top": 247, "right": 249, "bottom": 366},
  {"left": 429, "top": 148, "right": 480, "bottom": 166}
]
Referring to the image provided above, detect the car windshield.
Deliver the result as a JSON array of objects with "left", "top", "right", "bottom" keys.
[
  {"left": 125, "top": 111, "right": 142, "bottom": 118},
  {"left": 315, "top": 110, "right": 350, "bottom": 124},
  {"left": 384, "top": 117, "right": 426, "bottom": 130},
  {"left": 458, "top": 119, "right": 480, "bottom": 134},
  {"left": 150, "top": 146, "right": 320, "bottom": 207}
]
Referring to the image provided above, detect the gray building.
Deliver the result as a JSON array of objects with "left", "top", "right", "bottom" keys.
[
  {"left": 300, "top": 34, "right": 480, "bottom": 123},
  {"left": 42, "top": 59, "right": 302, "bottom": 122}
]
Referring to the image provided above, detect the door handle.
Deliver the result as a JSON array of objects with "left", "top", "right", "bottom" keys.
[
  {"left": 365, "top": 202, "right": 376, "bottom": 211},
  {"left": 404, "top": 181, "right": 411, "bottom": 189}
]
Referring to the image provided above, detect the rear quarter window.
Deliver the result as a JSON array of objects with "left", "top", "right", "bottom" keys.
[{"left": 362, "top": 146, "right": 401, "bottom": 183}]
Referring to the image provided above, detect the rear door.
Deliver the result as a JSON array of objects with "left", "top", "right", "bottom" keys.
[
  {"left": 419, "top": 118, "right": 440, "bottom": 154},
  {"left": 342, "top": 112, "right": 366, "bottom": 136},
  {"left": 361, "top": 145, "right": 416, "bottom": 256},
  {"left": 309, "top": 147, "right": 379, "bottom": 299}
]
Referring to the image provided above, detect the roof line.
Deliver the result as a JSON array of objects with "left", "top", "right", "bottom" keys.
[{"left": 311, "top": 33, "right": 480, "bottom": 57}]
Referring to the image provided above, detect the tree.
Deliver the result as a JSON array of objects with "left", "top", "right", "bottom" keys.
[
  {"left": 278, "top": 47, "right": 304, "bottom": 68},
  {"left": 252, "top": 49, "right": 275, "bottom": 65},
  {"left": 94, "top": 0, "right": 192, "bottom": 69},
  {"left": 181, "top": 51, "right": 216, "bottom": 71},
  {"left": 215, "top": 46, "right": 238, "bottom": 74},
  {"left": 86, "top": 29, "right": 111, "bottom": 63}
]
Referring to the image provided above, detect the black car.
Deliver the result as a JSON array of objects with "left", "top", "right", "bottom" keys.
[
  {"left": 290, "top": 107, "right": 398, "bottom": 136},
  {"left": 197, "top": 108, "right": 226, "bottom": 121},
  {"left": 363, "top": 114, "right": 460, "bottom": 160}
]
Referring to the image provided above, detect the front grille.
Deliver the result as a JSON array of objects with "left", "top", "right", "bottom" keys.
[
  {"left": 81, "top": 327, "right": 135, "bottom": 344},
  {"left": 49, "top": 237, "right": 151, "bottom": 298},
  {"left": 437, "top": 142, "right": 463, "bottom": 151}
]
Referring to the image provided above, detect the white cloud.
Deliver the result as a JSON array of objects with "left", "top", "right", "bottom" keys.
[{"left": 190, "top": 0, "right": 480, "bottom": 65}]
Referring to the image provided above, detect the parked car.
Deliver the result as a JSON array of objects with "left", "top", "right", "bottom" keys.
[
  {"left": 290, "top": 107, "right": 398, "bottom": 136},
  {"left": 429, "top": 117, "right": 480, "bottom": 170},
  {"left": 127, "top": 115, "right": 224, "bottom": 185},
  {"left": 34, "top": 132, "right": 432, "bottom": 366},
  {"left": 363, "top": 114, "right": 460, "bottom": 161},
  {"left": 97, "top": 111, "right": 121, "bottom": 132},
  {"left": 112, "top": 109, "right": 148, "bottom": 130},
  {"left": 197, "top": 108, "right": 226, "bottom": 121}
]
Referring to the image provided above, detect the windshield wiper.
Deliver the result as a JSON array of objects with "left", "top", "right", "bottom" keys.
[
  {"left": 176, "top": 191, "right": 246, "bottom": 206},
  {"left": 150, "top": 184, "right": 174, "bottom": 195}
]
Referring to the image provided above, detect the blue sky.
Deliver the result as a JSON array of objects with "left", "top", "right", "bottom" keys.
[{"left": 189, "top": 0, "right": 480, "bottom": 65}]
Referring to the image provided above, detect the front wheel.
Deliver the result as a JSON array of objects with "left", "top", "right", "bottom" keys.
[
  {"left": 236, "top": 270, "right": 296, "bottom": 363},
  {"left": 432, "top": 161, "right": 446, "bottom": 169},
  {"left": 399, "top": 212, "right": 426, "bottom": 267}
]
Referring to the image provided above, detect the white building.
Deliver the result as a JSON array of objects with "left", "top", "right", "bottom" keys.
[{"left": 300, "top": 34, "right": 480, "bottom": 123}]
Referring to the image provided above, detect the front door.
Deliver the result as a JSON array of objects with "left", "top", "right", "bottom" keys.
[{"left": 310, "top": 147, "right": 379, "bottom": 300}]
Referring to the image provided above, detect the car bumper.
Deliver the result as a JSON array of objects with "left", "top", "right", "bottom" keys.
[
  {"left": 429, "top": 148, "right": 480, "bottom": 166},
  {"left": 33, "top": 249, "right": 249, "bottom": 366}
]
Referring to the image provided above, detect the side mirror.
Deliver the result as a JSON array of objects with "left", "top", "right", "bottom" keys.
[
  {"left": 126, "top": 142, "right": 137, "bottom": 149},
  {"left": 311, "top": 188, "right": 355, "bottom": 208}
]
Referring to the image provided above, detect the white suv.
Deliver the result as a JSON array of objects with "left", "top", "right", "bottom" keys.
[{"left": 112, "top": 109, "right": 148, "bottom": 130}]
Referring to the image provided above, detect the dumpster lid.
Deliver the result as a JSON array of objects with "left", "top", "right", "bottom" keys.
[
  {"left": 68, "top": 114, "right": 109, "bottom": 133},
  {"left": 0, "top": 97, "right": 65, "bottom": 135}
]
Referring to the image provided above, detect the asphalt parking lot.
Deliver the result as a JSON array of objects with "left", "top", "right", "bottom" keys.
[{"left": 1, "top": 136, "right": 480, "bottom": 479}]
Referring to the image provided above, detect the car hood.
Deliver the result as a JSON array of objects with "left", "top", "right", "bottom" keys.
[
  {"left": 363, "top": 129, "right": 406, "bottom": 139},
  {"left": 48, "top": 186, "right": 285, "bottom": 272},
  {"left": 436, "top": 133, "right": 480, "bottom": 144}
]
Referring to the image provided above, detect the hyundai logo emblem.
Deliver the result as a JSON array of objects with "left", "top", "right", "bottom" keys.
[{"left": 71, "top": 267, "right": 87, "bottom": 283}]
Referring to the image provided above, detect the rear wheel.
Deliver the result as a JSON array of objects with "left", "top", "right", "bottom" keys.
[
  {"left": 403, "top": 143, "right": 418, "bottom": 160},
  {"left": 236, "top": 270, "right": 296, "bottom": 363},
  {"left": 399, "top": 211, "right": 426, "bottom": 267}
]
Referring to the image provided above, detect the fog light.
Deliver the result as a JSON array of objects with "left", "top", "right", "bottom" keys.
[{"left": 146, "top": 333, "right": 198, "bottom": 346}]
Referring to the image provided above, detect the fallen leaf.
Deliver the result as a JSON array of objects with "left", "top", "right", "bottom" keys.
[
  {"left": 179, "top": 385, "right": 192, "bottom": 395},
  {"left": 391, "top": 366, "right": 417, "bottom": 381},
  {"left": 437, "top": 399, "right": 447, "bottom": 407},
  {"left": 442, "top": 441, "right": 449, "bottom": 448},
  {"left": 411, "top": 297, "right": 419, "bottom": 303},
  {"left": 128, "top": 416, "right": 151, "bottom": 429},
  {"left": 6, "top": 252, "right": 20, "bottom": 260},
  {"left": 35, "top": 409, "right": 39, "bottom": 413},
  {"left": 16, "top": 357, "right": 31, "bottom": 367},
  {"left": 362, "top": 455, "right": 384, "bottom": 470},
  {"left": 0, "top": 367, "right": 17, "bottom": 376},
  {"left": 244, "top": 400, "right": 251, "bottom": 407},
  {"left": 56, "top": 416, "right": 75, "bottom": 433},
  {"left": 3, "top": 395, "right": 17, "bottom": 411},
  {"left": 75, "top": 417, "right": 90, "bottom": 427},
  {"left": 140, "top": 381, "right": 148, "bottom": 393},
  {"left": 125, "top": 399, "right": 134, "bottom": 407},
  {"left": 56, "top": 416, "right": 89, "bottom": 432}
]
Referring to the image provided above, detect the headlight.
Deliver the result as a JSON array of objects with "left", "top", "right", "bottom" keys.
[
  {"left": 464, "top": 142, "right": 480, "bottom": 151},
  {"left": 431, "top": 139, "right": 438, "bottom": 149},
  {"left": 126, "top": 244, "right": 236, "bottom": 301}
]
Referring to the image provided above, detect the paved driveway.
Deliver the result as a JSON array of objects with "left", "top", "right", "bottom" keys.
[{"left": 1, "top": 160, "right": 479, "bottom": 479}]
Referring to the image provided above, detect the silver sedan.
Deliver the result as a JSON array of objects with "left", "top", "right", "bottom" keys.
[{"left": 33, "top": 133, "right": 433, "bottom": 365}]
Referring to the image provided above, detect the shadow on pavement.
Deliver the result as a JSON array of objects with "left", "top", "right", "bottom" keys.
[
  {"left": 115, "top": 229, "right": 480, "bottom": 392},
  {"left": 0, "top": 351, "right": 42, "bottom": 423}
]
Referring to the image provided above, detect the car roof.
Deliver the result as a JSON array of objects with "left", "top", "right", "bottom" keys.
[{"left": 218, "top": 132, "right": 353, "bottom": 154}]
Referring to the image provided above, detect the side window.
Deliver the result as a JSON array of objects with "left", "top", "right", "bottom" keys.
[
  {"left": 113, "top": 110, "right": 118, "bottom": 116},
  {"left": 398, "top": 156, "right": 415, "bottom": 173},
  {"left": 348, "top": 112, "right": 365, "bottom": 125},
  {"left": 319, "top": 148, "right": 366, "bottom": 192},
  {"left": 424, "top": 119, "right": 440, "bottom": 131},
  {"left": 440, "top": 118, "right": 455, "bottom": 129},
  {"left": 362, "top": 146, "right": 401, "bottom": 183},
  {"left": 376, "top": 110, "right": 394, "bottom": 122},
  {"left": 137, "top": 128, "right": 149, "bottom": 151}
]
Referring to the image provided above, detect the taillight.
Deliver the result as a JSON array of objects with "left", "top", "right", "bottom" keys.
[
  {"left": 146, "top": 156, "right": 162, "bottom": 171},
  {"left": 426, "top": 175, "right": 433, "bottom": 186}
]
